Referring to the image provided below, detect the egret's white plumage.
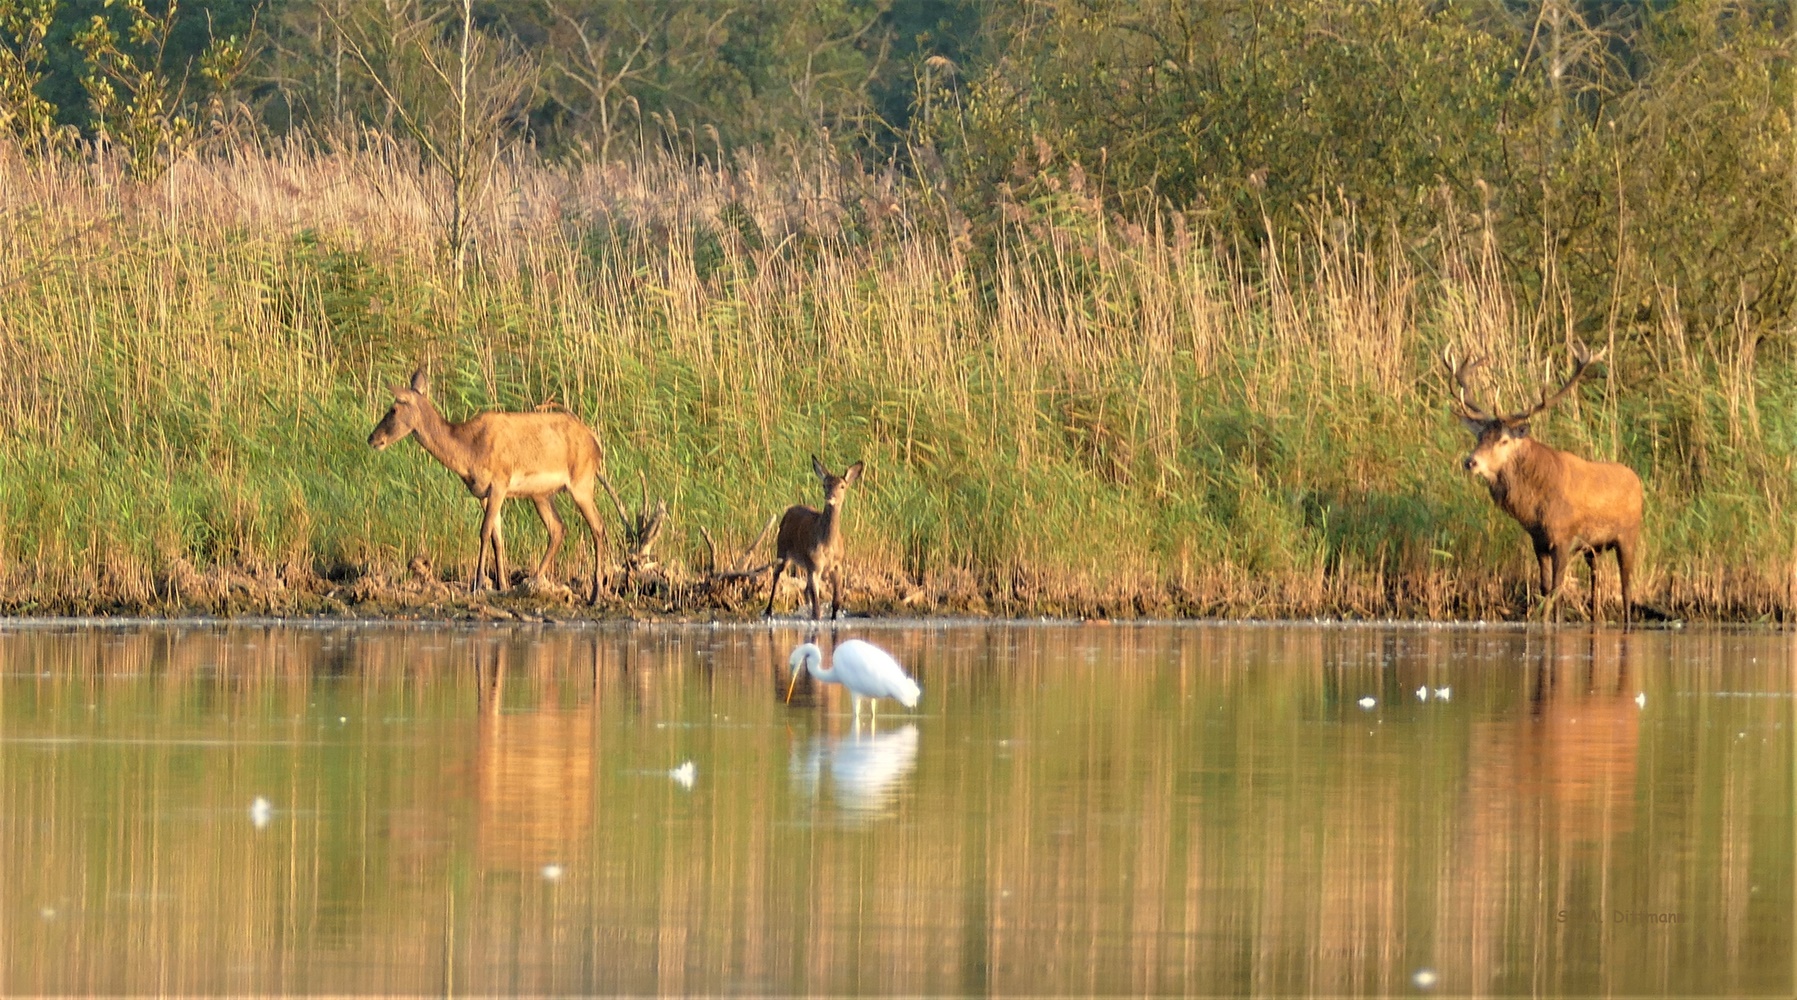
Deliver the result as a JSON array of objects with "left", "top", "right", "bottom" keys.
[{"left": 787, "top": 640, "right": 921, "bottom": 725}]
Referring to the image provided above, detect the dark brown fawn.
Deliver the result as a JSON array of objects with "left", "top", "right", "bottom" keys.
[
  {"left": 368, "top": 368, "right": 610, "bottom": 602},
  {"left": 764, "top": 457, "right": 864, "bottom": 619},
  {"left": 1446, "top": 343, "right": 1643, "bottom": 624}
]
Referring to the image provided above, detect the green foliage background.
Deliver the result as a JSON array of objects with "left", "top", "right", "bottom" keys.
[{"left": 0, "top": 0, "right": 1793, "bottom": 618}]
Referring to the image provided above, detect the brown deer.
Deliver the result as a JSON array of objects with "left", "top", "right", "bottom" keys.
[
  {"left": 1446, "top": 343, "right": 1643, "bottom": 624},
  {"left": 764, "top": 457, "right": 864, "bottom": 619},
  {"left": 368, "top": 368, "right": 610, "bottom": 602}
]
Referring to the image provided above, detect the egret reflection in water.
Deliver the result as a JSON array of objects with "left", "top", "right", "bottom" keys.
[{"left": 790, "top": 723, "right": 920, "bottom": 819}]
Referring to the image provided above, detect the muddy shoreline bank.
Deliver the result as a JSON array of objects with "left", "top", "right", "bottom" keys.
[{"left": 1, "top": 558, "right": 1786, "bottom": 625}]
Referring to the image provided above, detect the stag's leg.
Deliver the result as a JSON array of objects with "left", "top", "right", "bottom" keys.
[
  {"left": 830, "top": 567, "right": 843, "bottom": 620},
  {"left": 763, "top": 558, "right": 787, "bottom": 618},
  {"left": 1546, "top": 547, "right": 1569, "bottom": 624},
  {"left": 532, "top": 496, "right": 566, "bottom": 585},
  {"left": 568, "top": 483, "right": 610, "bottom": 603},
  {"left": 1528, "top": 546, "right": 1552, "bottom": 620},
  {"left": 1584, "top": 548, "right": 1601, "bottom": 624},
  {"left": 1618, "top": 535, "right": 1638, "bottom": 629},
  {"left": 804, "top": 569, "right": 821, "bottom": 621}
]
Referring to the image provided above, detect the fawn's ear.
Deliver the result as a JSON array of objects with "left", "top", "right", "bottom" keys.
[
  {"left": 409, "top": 367, "right": 430, "bottom": 395},
  {"left": 843, "top": 461, "right": 864, "bottom": 484},
  {"left": 812, "top": 454, "right": 828, "bottom": 482}
]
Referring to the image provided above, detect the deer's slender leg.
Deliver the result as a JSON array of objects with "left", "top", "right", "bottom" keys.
[
  {"left": 486, "top": 490, "right": 511, "bottom": 592},
  {"left": 804, "top": 569, "right": 821, "bottom": 620},
  {"left": 532, "top": 496, "right": 565, "bottom": 584},
  {"left": 568, "top": 482, "right": 609, "bottom": 603},
  {"left": 764, "top": 559, "right": 787, "bottom": 618},
  {"left": 830, "top": 566, "right": 843, "bottom": 620},
  {"left": 474, "top": 493, "right": 505, "bottom": 593}
]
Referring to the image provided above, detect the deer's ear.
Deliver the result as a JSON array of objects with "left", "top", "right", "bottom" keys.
[
  {"left": 843, "top": 461, "right": 864, "bottom": 484},
  {"left": 812, "top": 455, "right": 828, "bottom": 482},
  {"left": 409, "top": 367, "right": 430, "bottom": 395},
  {"left": 388, "top": 384, "right": 408, "bottom": 399},
  {"left": 1459, "top": 415, "right": 1490, "bottom": 436}
]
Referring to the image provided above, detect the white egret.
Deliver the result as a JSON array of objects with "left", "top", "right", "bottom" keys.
[{"left": 786, "top": 640, "right": 921, "bottom": 725}]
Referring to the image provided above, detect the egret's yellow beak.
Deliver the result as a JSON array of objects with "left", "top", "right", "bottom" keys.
[{"left": 785, "top": 669, "right": 800, "bottom": 704}]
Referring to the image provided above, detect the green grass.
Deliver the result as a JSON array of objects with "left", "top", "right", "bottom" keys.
[{"left": 0, "top": 144, "right": 1790, "bottom": 619}]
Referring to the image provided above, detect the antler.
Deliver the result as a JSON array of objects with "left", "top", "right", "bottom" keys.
[
  {"left": 1510, "top": 342, "right": 1604, "bottom": 422},
  {"left": 1440, "top": 345, "right": 1495, "bottom": 422}
]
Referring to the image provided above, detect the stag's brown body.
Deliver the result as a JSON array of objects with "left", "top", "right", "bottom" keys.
[
  {"left": 369, "top": 369, "right": 609, "bottom": 601},
  {"left": 1450, "top": 345, "right": 1643, "bottom": 624},
  {"left": 764, "top": 457, "right": 863, "bottom": 620}
]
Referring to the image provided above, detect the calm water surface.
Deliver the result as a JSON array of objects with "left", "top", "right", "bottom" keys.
[{"left": 0, "top": 621, "right": 1790, "bottom": 995}]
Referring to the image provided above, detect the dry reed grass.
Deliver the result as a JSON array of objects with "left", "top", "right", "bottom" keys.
[{"left": 0, "top": 138, "right": 1790, "bottom": 621}]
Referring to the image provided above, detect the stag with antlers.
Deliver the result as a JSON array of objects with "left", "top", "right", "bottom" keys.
[{"left": 1445, "top": 344, "right": 1644, "bottom": 625}]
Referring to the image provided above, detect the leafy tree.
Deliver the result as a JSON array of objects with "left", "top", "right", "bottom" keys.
[
  {"left": 72, "top": 0, "right": 254, "bottom": 179},
  {"left": 0, "top": 0, "right": 65, "bottom": 151}
]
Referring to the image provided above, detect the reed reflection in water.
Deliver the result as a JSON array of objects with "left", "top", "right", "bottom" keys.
[{"left": 0, "top": 621, "right": 1789, "bottom": 995}]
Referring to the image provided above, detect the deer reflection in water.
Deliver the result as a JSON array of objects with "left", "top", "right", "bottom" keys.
[
  {"left": 1448, "top": 630, "right": 1643, "bottom": 990},
  {"left": 791, "top": 724, "right": 921, "bottom": 820},
  {"left": 473, "top": 644, "right": 596, "bottom": 873},
  {"left": 1496, "top": 633, "right": 1639, "bottom": 842}
]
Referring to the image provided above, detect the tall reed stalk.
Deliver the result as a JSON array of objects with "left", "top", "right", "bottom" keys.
[{"left": 0, "top": 140, "right": 1790, "bottom": 619}]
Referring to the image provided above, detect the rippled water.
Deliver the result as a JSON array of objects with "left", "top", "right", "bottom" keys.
[{"left": 0, "top": 621, "right": 1790, "bottom": 995}]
